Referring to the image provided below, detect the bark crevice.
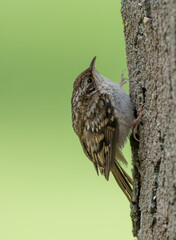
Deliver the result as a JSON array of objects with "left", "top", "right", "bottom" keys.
[
  {"left": 130, "top": 136, "right": 141, "bottom": 237},
  {"left": 144, "top": 0, "right": 152, "bottom": 19}
]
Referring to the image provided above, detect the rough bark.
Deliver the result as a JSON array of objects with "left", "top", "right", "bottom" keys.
[{"left": 121, "top": 1, "right": 176, "bottom": 239}]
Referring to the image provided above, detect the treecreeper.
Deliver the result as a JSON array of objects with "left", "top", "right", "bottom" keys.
[{"left": 71, "top": 57, "right": 141, "bottom": 201}]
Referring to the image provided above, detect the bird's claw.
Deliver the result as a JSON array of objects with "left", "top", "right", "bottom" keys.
[
  {"left": 120, "top": 69, "right": 129, "bottom": 87},
  {"left": 129, "top": 105, "right": 144, "bottom": 141}
]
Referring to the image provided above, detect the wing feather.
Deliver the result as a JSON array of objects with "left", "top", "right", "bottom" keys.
[{"left": 81, "top": 94, "right": 119, "bottom": 180}]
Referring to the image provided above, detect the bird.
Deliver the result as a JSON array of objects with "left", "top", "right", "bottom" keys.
[{"left": 71, "top": 57, "right": 137, "bottom": 201}]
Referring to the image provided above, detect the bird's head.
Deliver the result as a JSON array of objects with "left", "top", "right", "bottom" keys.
[{"left": 73, "top": 57, "right": 98, "bottom": 96}]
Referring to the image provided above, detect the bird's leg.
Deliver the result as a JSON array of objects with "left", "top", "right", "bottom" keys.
[
  {"left": 120, "top": 69, "right": 129, "bottom": 87},
  {"left": 128, "top": 105, "right": 144, "bottom": 141}
]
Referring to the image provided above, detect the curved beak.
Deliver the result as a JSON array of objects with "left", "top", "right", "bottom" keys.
[{"left": 89, "top": 56, "right": 96, "bottom": 71}]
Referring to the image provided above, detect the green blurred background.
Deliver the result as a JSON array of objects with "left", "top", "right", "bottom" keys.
[{"left": 0, "top": 0, "right": 135, "bottom": 239}]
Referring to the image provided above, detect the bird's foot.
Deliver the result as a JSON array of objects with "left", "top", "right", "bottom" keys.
[
  {"left": 120, "top": 69, "right": 129, "bottom": 87},
  {"left": 128, "top": 105, "right": 144, "bottom": 141}
]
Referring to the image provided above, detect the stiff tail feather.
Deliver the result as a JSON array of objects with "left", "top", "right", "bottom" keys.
[{"left": 111, "top": 162, "right": 133, "bottom": 201}]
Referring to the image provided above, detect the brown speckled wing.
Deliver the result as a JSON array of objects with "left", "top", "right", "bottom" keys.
[
  {"left": 80, "top": 140, "right": 99, "bottom": 175},
  {"left": 81, "top": 94, "right": 118, "bottom": 180}
]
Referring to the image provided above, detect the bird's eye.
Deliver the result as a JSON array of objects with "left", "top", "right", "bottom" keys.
[{"left": 87, "top": 78, "right": 92, "bottom": 84}]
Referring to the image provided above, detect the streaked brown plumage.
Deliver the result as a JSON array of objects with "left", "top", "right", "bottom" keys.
[{"left": 71, "top": 57, "right": 135, "bottom": 201}]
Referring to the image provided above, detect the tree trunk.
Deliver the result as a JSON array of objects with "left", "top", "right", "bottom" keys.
[{"left": 121, "top": 1, "right": 176, "bottom": 239}]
